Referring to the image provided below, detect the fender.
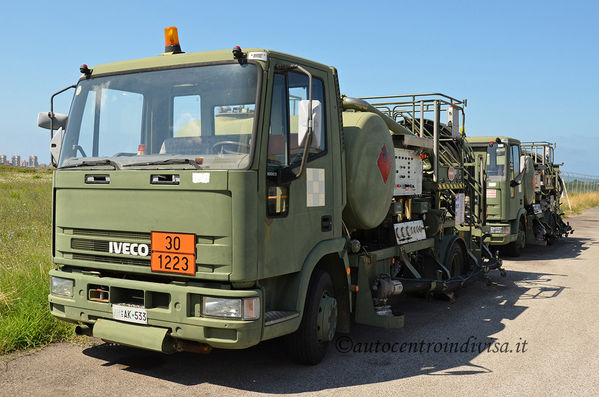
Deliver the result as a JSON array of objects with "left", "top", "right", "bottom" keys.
[
  {"left": 291, "top": 237, "right": 350, "bottom": 323},
  {"left": 442, "top": 235, "right": 470, "bottom": 268},
  {"left": 437, "top": 234, "right": 465, "bottom": 265},
  {"left": 514, "top": 207, "right": 527, "bottom": 230}
]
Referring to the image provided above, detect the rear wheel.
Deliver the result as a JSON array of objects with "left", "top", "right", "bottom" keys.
[
  {"left": 287, "top": 269, "right": 337, "bottom": 365},
  {"left": 445, "top": 241, "right": 466, "bottom": 277}
]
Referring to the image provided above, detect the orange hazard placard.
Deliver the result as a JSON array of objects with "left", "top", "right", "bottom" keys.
[{"left": 151, "top": 231, "right": 196, "bottom": 275}]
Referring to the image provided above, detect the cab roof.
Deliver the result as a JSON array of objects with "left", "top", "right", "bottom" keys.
[
  {"left": 467, "top": 136, "right": 521, "bottom": 146},
  {"left": 89, "top": 49, "right": 332, "bottom": 77}
]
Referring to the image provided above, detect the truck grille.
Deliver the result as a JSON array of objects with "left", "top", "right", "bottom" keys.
[
  {"left": 71, "top": 238, "right": 109, "bottom": 252},
  {"left": 72, "top": 253, "right": 149, "bottom": 266},
  {"left": 71, "top": 228, "right": 150, "bottom": 240},
  {"left": 63, "top": 228, "right": 151, "bottom": 268}
]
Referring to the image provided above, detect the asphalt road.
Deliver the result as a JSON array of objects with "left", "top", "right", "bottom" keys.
[{"left": 2, "top": 209, "right": 598, "bottom": 396}]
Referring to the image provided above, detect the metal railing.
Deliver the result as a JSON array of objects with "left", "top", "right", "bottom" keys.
[
  {"left": 561, "top": 171, "right": 599, "bottom": 194},
  {"left": 359, "top": 93, "right": 485, "bottom": 227}
]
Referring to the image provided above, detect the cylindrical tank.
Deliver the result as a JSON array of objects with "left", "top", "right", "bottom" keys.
[
  {"left": 342, "top": 111, "right": 395, "bottom": 231},
  {"left": 521, "top": 155, "right": 535, "bottom": 206}
]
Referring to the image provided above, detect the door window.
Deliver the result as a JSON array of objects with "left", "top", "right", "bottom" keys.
[
  {"left": 510, "top": 144, "right": 520, "bottom": 178},
  {"left": 267, "top": 71, "right": 326, "bottom": 167}
]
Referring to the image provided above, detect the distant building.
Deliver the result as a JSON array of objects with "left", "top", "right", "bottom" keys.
[
  {"left": 11, "top": 154, "right": 21, "bottom": 167},
  {"left": 0, "top": 154, "right": 6, "bottom": 165},
  {"left": 28, "top": 155, "right": 39, "bottom": 168}
]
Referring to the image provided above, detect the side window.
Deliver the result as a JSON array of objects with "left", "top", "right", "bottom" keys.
[
  {"left": 173, "top": 95, "right": 201, "bottom": 137},
  {"left": 214, "top": 104, "right": 255, "bottom": 136},
  {"left": 288, "top": 72, "right": 326, "bottom": 161},
  {"left": 267, "top": 70, "right": 326, "bottom": 167},
  {"left": 510, "top": 145, "right": 520, "bottom": 177},
  {"left": 268, "top": 74, "right": 288, "bottom": 165}
]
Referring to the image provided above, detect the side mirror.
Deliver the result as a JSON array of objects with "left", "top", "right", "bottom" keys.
[
  {"left": 510, "top": 172, "right": 522, "bottom": 187},
  {"left": 38, "top": 112, "right": 68, "bottom": 130},
  {"left": 297, "top": 100, "right": 322, "bottom": 149},
  {"left": 50, "top": 127, "right": 64, "bottom": 165}
]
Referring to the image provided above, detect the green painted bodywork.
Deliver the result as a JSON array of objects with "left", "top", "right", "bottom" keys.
[
  {"left": 467, "top": 136, "right": 530, "bottom": 246},
  {"left": 47, "top": 47, "right": 491, "bottom": 354},
  {"left": 49, "top": 49, "right": 351, "bottom": 351}
]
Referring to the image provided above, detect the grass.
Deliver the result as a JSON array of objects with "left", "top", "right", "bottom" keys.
[
  {"left": 562, "top": 191, "right": 599, "bottom": 216},
  {"left": 0, "top": 166, "right": 74, "bottom": 354}
]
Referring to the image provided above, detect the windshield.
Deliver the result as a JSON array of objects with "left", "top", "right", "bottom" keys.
[
  {"left": 59, "top": 63, "right": 259, "bottom": 169},
  {"left": 486, "top": 143, "right": 507, "bottom": 181}
]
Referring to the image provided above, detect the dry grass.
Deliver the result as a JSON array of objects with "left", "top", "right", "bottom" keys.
[{"left": 562, "top": 191, "right": 599, "bottom": 216}]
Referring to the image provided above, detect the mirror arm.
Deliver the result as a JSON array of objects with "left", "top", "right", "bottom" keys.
[
  {"left": 49, "top": 85, "right": 76, "bottom": 140},
  {"left": 48, "top": 85, "right": 76, "bottom": 166},
  {"left": 291, "top": 65, "right": 313, "bottom": 180}
]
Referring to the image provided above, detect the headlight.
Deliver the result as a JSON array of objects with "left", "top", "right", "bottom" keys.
[
  {"left": 490, "top": 226, "right": 511, "bottom": 234},
  {"left": 50, "top": 276, "right": 73, "bottom": 297},
  {"left": 202, "top": 296, "right": 260, "bottom": 320}
]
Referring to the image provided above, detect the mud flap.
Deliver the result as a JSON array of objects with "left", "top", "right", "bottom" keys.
[{"left": 93, "top": 319, "right": 175, "bottom": 353}]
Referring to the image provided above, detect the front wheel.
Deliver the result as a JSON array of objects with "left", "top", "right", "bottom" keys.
[
  {"left": 287, "top": 269, "right": 337, "bottom": 365},
  {"left": 506, "top": 220, "right": 526, "bottom": 257}
]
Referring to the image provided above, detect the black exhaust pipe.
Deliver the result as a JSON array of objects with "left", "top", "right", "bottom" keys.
[{"left": 75, "top": 324, "right": 92, "bottom": 336}]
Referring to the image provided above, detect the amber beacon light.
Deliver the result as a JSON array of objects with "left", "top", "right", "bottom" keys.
[{"left": 164, "top": 27, "right": 183, "bottom": 54}]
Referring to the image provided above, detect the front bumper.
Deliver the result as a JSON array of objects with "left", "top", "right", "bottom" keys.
[
  {"left": 48, "top": 268, "right": 263, "bottom": 350},
  {"left": 485, "top": 224, "right": 516, "bottom": 246}
]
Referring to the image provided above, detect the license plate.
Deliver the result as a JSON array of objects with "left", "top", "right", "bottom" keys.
[
  {"left": 112, "top": 304, "right": 147, "bottom": 324},
  {"left": 151, "top": 231, "right": 196, "bottom": 275},
  {"left": 490, "top": 226, "right": 508, "bottom": 234}
]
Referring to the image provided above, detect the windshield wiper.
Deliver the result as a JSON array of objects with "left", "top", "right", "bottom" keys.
[
  {"left": 123, "top": 158, "right": 201, "bottom": 169},
  {"left": 60, "top": 159, "right": 121, "bottom": 170}
]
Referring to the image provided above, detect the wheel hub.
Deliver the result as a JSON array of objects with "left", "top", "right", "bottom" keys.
[{"left": 316, "top": 292, "right": 337, "bottom": 343}]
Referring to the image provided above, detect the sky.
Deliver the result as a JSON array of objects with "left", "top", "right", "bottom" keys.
[{"left": 0, "top": 0, "right": 597, "bottom": 173}]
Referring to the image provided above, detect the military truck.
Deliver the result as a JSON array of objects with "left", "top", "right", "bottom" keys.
[
  {"left": 520, "top": 141, "right": 573, "bottom": 243},
  {"left": 467, "top": 137, "right": 571, "bottom": 256},
  {"left": 38, "top": 27, "right": 502, "bottom": 364}
]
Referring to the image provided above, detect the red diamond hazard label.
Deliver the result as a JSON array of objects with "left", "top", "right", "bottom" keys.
[{"left": 377, "top": 145, "right": 391, "bottom": 183}]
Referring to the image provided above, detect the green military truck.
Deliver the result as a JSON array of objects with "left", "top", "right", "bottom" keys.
[
  {"left": 467, "top": 137, "right": 571, "bottom": 256},
  {"left": 520, "top": 141, "right": 573, "bottom": 243},
  {"left": 38, "top": 28, "right": 501, "bottom": 364}
]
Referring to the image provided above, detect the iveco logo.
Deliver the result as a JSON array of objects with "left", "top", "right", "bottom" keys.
[{"left": 108, "top": 242, "right": 150, "bottom": 256}]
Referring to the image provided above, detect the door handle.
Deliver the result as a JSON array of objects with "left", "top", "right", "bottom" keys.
[
  {"left": 151, "top": 174, "right": 180, "bottom": 185},
  {"left": 85, "top": 174, "right": 110, "bottom": 184},
  {"left": 321, "top": 215, "right": 332, "bottom": 232}
]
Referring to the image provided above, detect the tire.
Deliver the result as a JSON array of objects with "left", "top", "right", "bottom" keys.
[
  {"left": 287, "top": 269, "right": 337, "bottom": 365},
  {"left": 506, "top": 219, "right": 526, "bottom": 257},
  {"left": 445, "top": 241, "right": 466, "bottom": 277}
]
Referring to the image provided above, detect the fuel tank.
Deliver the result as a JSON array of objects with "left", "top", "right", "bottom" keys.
[
  {"left": 342, "top": 111, "right": 395, "bottom": 231},
  {"left": 521, "top": 155, "right": 535, "bottom": 206}
]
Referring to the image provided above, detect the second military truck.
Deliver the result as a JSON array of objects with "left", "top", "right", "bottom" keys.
[{"left": 467, "top": 137, "right": 572, "bottom": 256}]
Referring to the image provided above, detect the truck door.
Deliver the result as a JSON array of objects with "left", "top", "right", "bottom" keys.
[
  {"left": 263, "top": 66, "right": 334, "bottom": 277},
  {"left": 507, "top": 143, "right": 524, "bottom": 220}
]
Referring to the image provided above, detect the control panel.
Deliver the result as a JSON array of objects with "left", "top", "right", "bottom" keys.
[{"left": 394, "top": 148, "right": 422, "bottom": 196}]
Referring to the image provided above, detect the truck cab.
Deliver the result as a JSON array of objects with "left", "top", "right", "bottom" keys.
[
  {"left": 467, "top": 136, "right": 528, "bottom": 255},
  {"left": 40, "top": 44, "right": 349, "bottom": 362}
]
